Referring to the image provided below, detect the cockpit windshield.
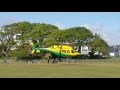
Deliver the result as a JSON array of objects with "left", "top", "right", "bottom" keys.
[{"left": 71, "top": 50, "right": 75, "bottom": 53}]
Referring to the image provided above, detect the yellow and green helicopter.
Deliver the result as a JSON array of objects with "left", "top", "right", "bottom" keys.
[{"left": 29, "top": 40, "right": 80, "bottom": 63}]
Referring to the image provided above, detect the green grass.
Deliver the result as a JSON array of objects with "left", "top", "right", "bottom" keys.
[{"left": 1, "top": 62, "right": 120, "bottom": 78}]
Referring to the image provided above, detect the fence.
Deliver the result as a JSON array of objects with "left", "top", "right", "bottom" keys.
[{"left": 1, "top": 58, "right": 120, "bottom": 63}]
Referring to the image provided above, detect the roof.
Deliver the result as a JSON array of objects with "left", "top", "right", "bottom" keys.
[{"left": 109, "top": 45, "right": 120, "bottom": 53}]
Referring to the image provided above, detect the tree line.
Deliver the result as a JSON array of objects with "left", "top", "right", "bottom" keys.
[{"left": 0, "top": 21, "right": 109, "bottom": 60}]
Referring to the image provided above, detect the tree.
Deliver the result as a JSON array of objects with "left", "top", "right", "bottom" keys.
[
  {"left": 14, "top": 23, "right": 59, "bottom": 60},
  {"left": 13, "top": 21, "right": 32, "bottom": 43},
  {"left": 90, "top": 34, "right": 109, "bottom": 55},
  {"left": 65, "top": 27, "right": 94, "bottom": 46},
  {"left": 43, "top": 30, "right": 66, "bottom": 46},
  {"left": 28, "top": 23, "right": 58, "bottom": 47},
  {"left": 0, "top": 25, "right": 17, "bottom": 59},
  {"left": 0, "top": 21, "right": 32, "bottom": 60}
]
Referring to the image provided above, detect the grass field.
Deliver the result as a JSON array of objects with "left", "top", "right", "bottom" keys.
[{"left": 1, "top": 61, "right": 120, "bottom": 78}]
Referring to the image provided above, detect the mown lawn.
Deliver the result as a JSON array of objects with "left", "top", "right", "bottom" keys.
[{"left": 0, "top": 62, "right": 120, "bottom": 78}]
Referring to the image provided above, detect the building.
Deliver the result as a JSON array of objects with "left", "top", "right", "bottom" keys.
[
  {"left": 80, "top": 46, "right": 91, "bottom": 55},
  {"left": 109, "top": 45, "right": 120, "bottom": 57}
]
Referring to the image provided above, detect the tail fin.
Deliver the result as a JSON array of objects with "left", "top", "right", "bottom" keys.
[
  {"left": 30, "top": 41, "right": 34, "bottom": 46},
  {"left": 29, "top": 41, "right": 40, "bottom": 54}
]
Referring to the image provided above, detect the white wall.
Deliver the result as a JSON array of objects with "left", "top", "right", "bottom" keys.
[{"left": 110, "top": 53, "right": 115, "bottom": 57}]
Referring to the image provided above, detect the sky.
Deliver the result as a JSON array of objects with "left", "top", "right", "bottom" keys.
[{"left": 0, "top": 12, "right": 120, "bottom": 46}]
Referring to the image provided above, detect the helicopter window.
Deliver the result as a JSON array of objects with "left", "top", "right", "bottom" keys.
[
  {"left": 71, "top": 50, "right": 75, "bottom": 53},
  {"left": 62, "top": 50, "right": 66, "bottom": 53},
  {"left": 67, "top": 50, "right": 70, "bottom": 53}
]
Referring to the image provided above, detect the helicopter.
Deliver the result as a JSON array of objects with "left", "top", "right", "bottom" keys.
[{"left": 29, "top": 40, "right": 80, "bottom": 63}]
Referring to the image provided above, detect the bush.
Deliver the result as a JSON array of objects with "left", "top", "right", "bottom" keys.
[{"left": 43, "top": 52, "right": 52, "bottom": 60}]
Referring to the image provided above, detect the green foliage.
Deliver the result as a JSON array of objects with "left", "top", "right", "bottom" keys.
[
  {"left": 90, "top": 34, "right": 109, "bottom": 55},
  {"left": 65, "top": 27, "right": 94, "bottom": 45},
  {"left": 8, "top": 44, "right": 31, "bottom": 60},
  {"left": 14, "top": 21, "right": 32, "bottom": 35},
  {"left": 0, "top": 25, "right": 17, "bottom": 59},
  {"left": 43, "top": 30, "right": 66, "bottom": 46},
  {"left": 43, "top": 52, "right": 52, "bottom": 60},
  {"left": 28, "top": 23, "right": 58, "bottom": 46}
]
